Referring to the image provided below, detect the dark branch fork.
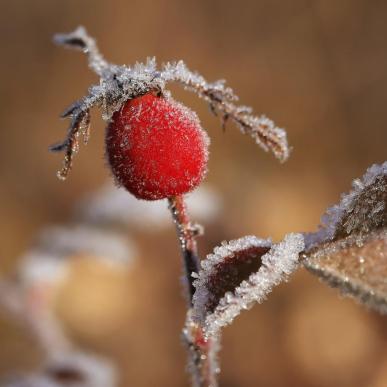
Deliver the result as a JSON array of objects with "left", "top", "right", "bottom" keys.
[{"left": 51, "top": 27, "right": 290, "bottom": 181}]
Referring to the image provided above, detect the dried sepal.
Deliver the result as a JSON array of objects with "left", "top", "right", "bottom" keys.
[
  {"left": 193, "top": 233, "right": 304, "bottom": 337},
  {"left": 51, "top": 27, "right": 290, "bottom": 179},
  {"left": 303, "top": 162, "right": 387, "bottom": 313},
  {"left": 54, "top": 26, "right": 110, "bottom": 77}
]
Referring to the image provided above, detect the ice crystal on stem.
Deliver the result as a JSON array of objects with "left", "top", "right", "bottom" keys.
[
  {"left": 51, "top": 26, "right": 290, "bottom": 180},
  {"left": 303, "top": 162, "right": 387, "bottom": 313},
  {"left": 193, "top": 233, "right": 304, "bottom": 337}
]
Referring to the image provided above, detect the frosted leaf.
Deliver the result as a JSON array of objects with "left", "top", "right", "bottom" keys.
[
  {"left": 303, "top": 162, "right": 387, "bottom": 313},
  {"left": 78, "top": 183, "right": 221, "bottom": 230},
  {"left": 193, "top": 233, "right": 304, "bottom": 337},
  {"left": 51, "top": 27, "right": 290, "bottom": 179},
  {"left": 18, "top": 225, "right": 135, "bottom": 287},
  {"left": 305, "top": 162, "right": 387, "bottom": 248}
]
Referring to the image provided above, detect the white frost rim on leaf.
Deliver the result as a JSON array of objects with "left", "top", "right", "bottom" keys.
[
  {"left": 192, "top": 235, "right": 272, "bottom": 323},
  {"left": 305, "top": 162, "right": 387, "bottom": 249},
  {"left": 193, "top": 233, "right": 304, "bottom": 337}
]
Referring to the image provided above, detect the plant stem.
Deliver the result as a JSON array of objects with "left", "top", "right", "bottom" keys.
[
  {"left": 168, "top": 195, "right": 219, "bottom": 387},
  {"left": 168, "top": 195, "right": 201, "bottom": 304}
]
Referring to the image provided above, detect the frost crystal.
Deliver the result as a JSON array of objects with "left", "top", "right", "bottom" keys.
[
  {"left": 303, "top": 161, "right": 387, "bottom": 314},
  {"left": 51, "top": 26, "right": 290, "bottom": 180},
  {"left": 193, "top": 233, "right": 304, "bottom": 337},
  {"left": 78, "top": 183, "right": 221, "bottom": 230}
]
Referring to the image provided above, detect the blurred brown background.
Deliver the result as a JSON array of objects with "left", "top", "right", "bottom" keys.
[{"left": 0, "top": 0, "right": 386, "bottom": 386}]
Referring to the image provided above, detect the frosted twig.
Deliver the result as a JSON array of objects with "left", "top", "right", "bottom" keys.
[
  {"left": 51, "top": 27, "right": 290, "bottom": 180},
  {"left": 168, "top": 195, "right": 201, "bottom": 302},
  {"left": 168, "top": 195, "right": 219, "bottom": 387},
  {"left": 183, "top": 312, "right": 220, "bottom": 387},
  {"left": 53, "top": 26, "right": 109, "bottom": 77},
  {"left": 49, "top": 90, "right": 103, "bottom": 180}
]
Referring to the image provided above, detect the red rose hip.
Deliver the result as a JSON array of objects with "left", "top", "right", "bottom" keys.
[{"left": 106, "top": 93, "right": 209, "bottom": 200}]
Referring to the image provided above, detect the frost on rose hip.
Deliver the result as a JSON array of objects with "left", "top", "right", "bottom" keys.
[
  {"left": 106, "top": 93, "right": 209, "bottom": 200},
  {"left": 51, "top": 27, "right": 290, "bottom": 197}
]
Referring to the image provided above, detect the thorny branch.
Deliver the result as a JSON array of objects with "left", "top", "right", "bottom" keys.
[{"left": 50, "top": 26, "right": 290, "bottom": 181}]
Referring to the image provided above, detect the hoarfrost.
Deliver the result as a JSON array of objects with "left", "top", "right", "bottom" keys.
[
  {"left": 193, "top": 233, "right": 304, "bottom": 337},
  {"left": 304, "top": 230, "right": 387, "bottom": 314},
  {"left": 51, "top": 27, "right": 290, "bottom": 179},
  {"left": 303, "top": 162, "right": 387, "bottom": 314},
  {"left": 305, "top": 161, "right": 387, "bottom": 248}
]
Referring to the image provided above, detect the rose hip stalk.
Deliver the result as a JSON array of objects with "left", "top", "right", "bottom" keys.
[{"left": 51, "top": 26, "right": 290, "bottom": 387}]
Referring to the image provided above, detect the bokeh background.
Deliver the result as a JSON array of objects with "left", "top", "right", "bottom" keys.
[{"left": 0, "top": 1, "right": 386, "bottom": 386}]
